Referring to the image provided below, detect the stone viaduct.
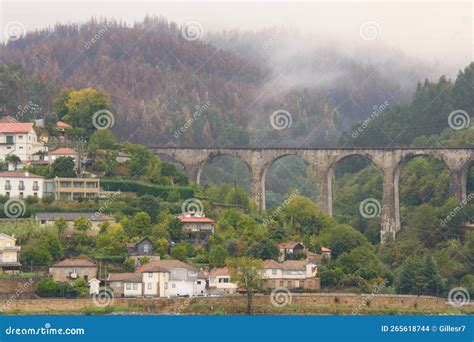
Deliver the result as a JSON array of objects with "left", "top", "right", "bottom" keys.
[{"left": 150, "top": 147, "right": 474, "bottom": 240}]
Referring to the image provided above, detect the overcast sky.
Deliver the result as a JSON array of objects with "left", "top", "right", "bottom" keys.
[{"left": 1, "top": 1, "right": 473, "bottom": 74}]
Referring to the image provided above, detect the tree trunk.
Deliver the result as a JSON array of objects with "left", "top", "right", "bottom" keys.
[{"left": 246, "top": 291, "right": 253, "bottom": 315}]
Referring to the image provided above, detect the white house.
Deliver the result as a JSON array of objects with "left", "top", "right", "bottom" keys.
[
  {"left": 137, "top": 259, "right": 206, "bottom": 297},
  {"left": 48, "top": 147, "right": 80, "bottom": 169},
  {"left": 208, "top": 267, "right": 237, "bottom": 294},
  {"left": 0, "top": 122, "right": 44, "bottom": 162},
  {"left": 0, "top": 171, "right": 44, "bottom": 198}
]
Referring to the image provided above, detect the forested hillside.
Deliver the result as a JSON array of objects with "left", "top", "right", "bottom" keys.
[{"left": 0, "top": 17, "right": 447, "bottom": 148}]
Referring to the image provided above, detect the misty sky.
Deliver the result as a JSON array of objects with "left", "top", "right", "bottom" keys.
[{"left": 1, "top": 1, "right": 473, "bottom": 75}]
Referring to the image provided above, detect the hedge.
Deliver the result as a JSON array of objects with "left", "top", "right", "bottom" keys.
[{"left": 100, "top": 179, "right": 194, "bottom": 199}]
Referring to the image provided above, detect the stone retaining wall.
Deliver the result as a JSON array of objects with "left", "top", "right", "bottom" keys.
[{"left": 0, "top": 293, "right": 454, "bottom": 313}]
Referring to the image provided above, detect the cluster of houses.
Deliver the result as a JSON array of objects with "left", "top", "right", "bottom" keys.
[
  {"left": 45, "top": 239, "right": 328, "bottom": 298},
  {"left": 0, "top": 227, "right": 330, "bottom": 298}
]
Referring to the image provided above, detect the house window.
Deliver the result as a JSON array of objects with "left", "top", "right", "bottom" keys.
[
  {"left": 148, "top": 272, "right": 153, "bottom": 278},
  {"left": 18, "top": 135, "right": 23, "bottom": 140},
  {"left": 272, "top": 269, "right": 277, "bottom": 275},
  {"left": 143, "top": 244, "right": 149, "bottom": 253},
  {"left": 33, "top": 181, "right": 39, "bottom": 191},
  {"left": 148, "top": 283, "right": 152, "bottom": 290},
  {"left": 132, "top": 283, "right": 138, "bottom": 290},
  {"left": 218, "top": 278, "right": 229, "bottom": 283},
  {"left": 165, "top": 283, "right": 168, "bottom": 289},
  {"left": 19, "top": 181, "right": 25, "bottom": 190},
  {"left": 6, "top": 136, "right": 13, "bottom": 144},
  {"left": 172, "top": 283, "right": 176, "bottom": 289},
  {"left": 5, "top": 181, "right": 11, "bottom": 190},
  {"left": 126, "top": 283, "right": 131, "bottom": 290},
  {"left": 19, "top": 192, "right": 23, "bottom": 198}
]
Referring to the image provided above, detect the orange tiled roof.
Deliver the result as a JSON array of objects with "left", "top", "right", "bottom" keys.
[
  {"left": 0, "top": 122, "right": 34, "bottom": 133},
  {"left": 56, "top": 121, "right": 71, "bottom": 128},
  {"left": 48, "top": 147, "right": 78, "bottom": 155}
]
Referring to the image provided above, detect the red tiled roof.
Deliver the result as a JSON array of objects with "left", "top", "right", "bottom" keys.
[
  {"left": 281, "top": 260, "right": 308, "bottom": 270},
  {"left": 56, "top": 121, "right": 71, "bottom": 128},
  {"left": 0, "top": 122, "right": 34, "bottom": 133},
  {"left": 210, "top": 267, "right": 230, "bottom": 276},
  {"left": 137, "top": 259, "right": 196, "bottom": 273},
  {"left": 0, "top": 171, "right": 43, "bottom": 178},
  {"left": 51, "top": 258, "right": 97, "bottom": 267},
  {"left": 179, "top": 217, "right": 215, "bottom": 224},
  {"left": 263, "top": 260, "right": 284, "bottom": 269},
  {"left": 48, "top": 147, "right": 78, "bottom": 155}
]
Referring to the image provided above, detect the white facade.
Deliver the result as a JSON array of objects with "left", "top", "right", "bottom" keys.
[
  {"left": 124, "top": 281, "right": 143, "bottom": 297},
  {"left": 0, "top": 172, "right": 44, "bottom": 198},
  {"left": 0, "top": 124, "right": 44, "bottom": 162}
]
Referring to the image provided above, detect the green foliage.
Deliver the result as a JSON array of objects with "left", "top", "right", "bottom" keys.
[
  {"left": 74, "top": 217, "right": 92, "bottom": 232},
  {"left": 227, "top": 257, "right": 264, "bottom": 314},
  {"left": 100, "top": 178, "right": 194, "bottom": 199},
  {"left": 61, "top": 87, "right": 113, "bottom": 136},
  {"left": 49, "top": 156, "right": 76, "bottom": 178},
  {"left": 315, "top": 224, "right": 370, "bottom": 258},
  {"left": 36, "top": 278, "right": 75, "bottom": 298},
  {"left": 209, "top": 245, "right": 228, "bottom": 268}
]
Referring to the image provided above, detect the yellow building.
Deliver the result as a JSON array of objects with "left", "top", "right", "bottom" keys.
[{"left": 0, "top": 233, "right": 21, "bottom": 274}]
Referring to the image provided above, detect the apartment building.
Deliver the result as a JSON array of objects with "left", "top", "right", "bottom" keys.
[
  {"left": 0, "top": 171, "right": 44, "bottom": 198},
  {"left": 49, "top": 177, "right": 100, "bottom": 200}
]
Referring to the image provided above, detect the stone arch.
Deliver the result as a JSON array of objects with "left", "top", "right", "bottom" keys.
[
  {"left": 199, "top": 152, "right": 252, "bottom": 191},
  {"left": 263, "top": 153, "right": 314, "bottom": 209},
  {"left": 396, "top": 152, "right": 451, "bottom": 223},
  {"left": 330, "top": 153, "right": 384, "bottom": 242}
]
